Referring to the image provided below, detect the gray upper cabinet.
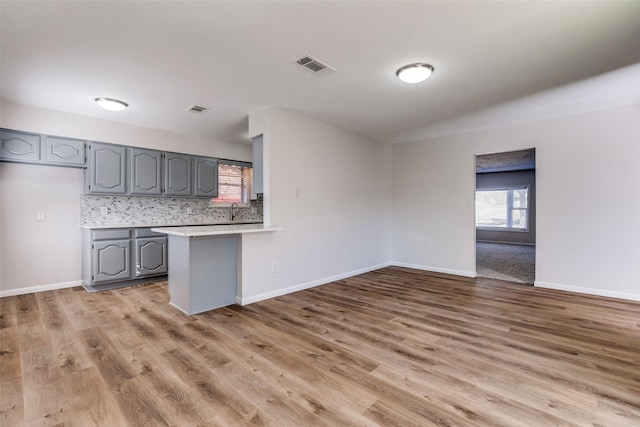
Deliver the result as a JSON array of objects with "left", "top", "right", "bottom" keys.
[
  {"left": 43, "top": 136, "right": 86, "bottom": 166},
  {"left": 1, "top": 129, "right": 86, "bottom": 168},
  {"left": 252, "top": 135, "right": 264, "bottom": 194},
  {"left": 2, "top": 129, "right": 232, "bottom": 198},
  {"left": 165, "top": 152, "right": 192, "bottom": 196},
  {"left": 1, "top": 129, "right": 41, "bottom": 162},
  {"left": 194, "top": 156, "right": 218, "bottom": 198},
  {"left": 85, "top": 147, "right": 218, "bottom": 198},
  {"left": 86, "top": 142, "right": 127, "bottom": 194},
  {"left": 129, "top": 148, "right": 162, "bottom": 195}
]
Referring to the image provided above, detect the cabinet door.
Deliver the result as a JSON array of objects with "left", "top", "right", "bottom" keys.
[
  {"left": 251, "top": 135, "right": 263, "bottom": 194},
  {"left": 135, "top": 237, "right": 168, "bottom": 277},
  {"left": 43, "top": 136, "right": 86, "bottom": 167},
  {"left": 92, "top": 240, "right": 131, "bottom": 283},
  {"left": 129, "top": 148, "right": 162, "bottom": 195},
  {"left": 164, "top": 152, "right": 192, "bottom": 196},
  {"left": 194, "top": 156, "right": 218, "bottom": 197},
  {"left": 87, "top": 142, "right": 127, "bottom": 194},
  {"left": 0, "top": 129, "right": 41, "bottom": 162}
]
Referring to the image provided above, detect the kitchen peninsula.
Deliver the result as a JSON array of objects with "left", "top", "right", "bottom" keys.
[{"left": 151, "top": 223, "right": 281, "bottom": 315}]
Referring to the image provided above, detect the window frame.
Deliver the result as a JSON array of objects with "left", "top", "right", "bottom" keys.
[{"left": 475, "top": 185, "right": 530, "bottom": 232}]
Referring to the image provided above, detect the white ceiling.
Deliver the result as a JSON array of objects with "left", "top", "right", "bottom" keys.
[{"left": 2, "top": 1, "right": 640, "bottom": 144}]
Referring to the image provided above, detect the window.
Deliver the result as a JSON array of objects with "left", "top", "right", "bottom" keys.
[
  {"left": 476, "top": 186, "right": 529, "bottom": 231},
  {"left": 210, "top": 163, "right": 252, "bottom": 205}
]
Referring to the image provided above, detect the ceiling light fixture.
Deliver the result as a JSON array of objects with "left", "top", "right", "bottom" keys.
[
  {"left": 95, "top": 97, "right": 128, "bottom": 111},
  {"left": 396, "top": 63, "right": 434, "bottom": 84}
]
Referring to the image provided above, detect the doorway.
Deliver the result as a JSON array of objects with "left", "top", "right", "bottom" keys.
[{"left": 475, "top": 149, "right": 536, "bottom": 284}]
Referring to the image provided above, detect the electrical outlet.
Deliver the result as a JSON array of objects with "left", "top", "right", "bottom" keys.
[
  {"left": 271, "top": 262, "right": 278, "bottom": 273},
  {"left": 186, "top": 207, "right": 193, "bottom": 215},
  {"left": 100, "top": 207, "right": 108, "bottom": 215},
  {"left": 36, "top": 211, "right": 46, "bottom": 222},
  {"left": 295, "top": 188, "right": 301, "bottom": 198}
]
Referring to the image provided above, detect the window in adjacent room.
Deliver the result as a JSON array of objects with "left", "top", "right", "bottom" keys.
[
  {"left": 210, "top": 163, "right": 252, "bottom": 205},
  {"left": 475, "top": 186, "right": 529, "bottom": 231}
]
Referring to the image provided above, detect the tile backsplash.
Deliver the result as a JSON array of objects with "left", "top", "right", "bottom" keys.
[{"left": 81, "top": 195, "right": 263, "bottom": 226}]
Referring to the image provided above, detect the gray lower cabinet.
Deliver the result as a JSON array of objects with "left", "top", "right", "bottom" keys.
[
  {"left": 86, "top": 142, "right": 127, "bottom": 194},
  {"left": 83, "top": 227, "right": 168, "bottom": 291},
  {"left": 135, "top": 238, "right": 168, "bottom": 276},
  {"left": 93, "top": 239, "right": 132, "bottom": 283},
  {"left": 134, "top": 228, "right": 168, "bottom": 277},
  {"left": 129, "top": 147, "right": 162, "bottom": 195},
  {"left": 194, "top": 156, "right": 218, "bottom": 197},
  {"left": 1, "top": 128, "right": 86, "bottom": 167},
  {"left": 164, "top": 152, "right": 192, "bottom": 196}
]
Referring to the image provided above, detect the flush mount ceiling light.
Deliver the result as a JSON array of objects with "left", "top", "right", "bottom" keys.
[
  {"left": 94, "top": 97, "right": 128, "bottom": 111},
  {"left": 396, "top": 63, "right": 434, "bottom": 84}
]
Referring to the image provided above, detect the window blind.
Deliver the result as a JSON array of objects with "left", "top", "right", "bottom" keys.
[{"left": 212, "top": 164, "right": 251, "bottom": 203}]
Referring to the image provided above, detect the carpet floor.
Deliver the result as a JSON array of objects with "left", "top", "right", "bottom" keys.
[{"left": 476, "top": 242, "right": 535, "bottom": 284}]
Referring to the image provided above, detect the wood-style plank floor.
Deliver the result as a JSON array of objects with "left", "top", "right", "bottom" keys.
[{"left": 1, "top": 266, "right": 640, "bottom": 426}]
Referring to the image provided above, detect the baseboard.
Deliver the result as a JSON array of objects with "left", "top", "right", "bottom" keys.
[
  {"left": 391, "top": 262, "right": 477, "bottom": 278},
  {"left": 535, "top": 280, "right": 640, "bottom": 302},
  {"left": 0, "top": 280, "right": 82, "bottom": 298},
  {"left": 237, "top": 262, "right": 392, "bottom": 305}
]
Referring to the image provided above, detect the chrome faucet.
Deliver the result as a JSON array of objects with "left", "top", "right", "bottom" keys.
[{"left": 230, "top": 203, "right": 238, "bottom": 221}]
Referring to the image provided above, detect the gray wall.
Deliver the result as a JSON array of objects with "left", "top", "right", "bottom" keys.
[{"left": 476, "top": 169, "right": 536, "bottom": 245}]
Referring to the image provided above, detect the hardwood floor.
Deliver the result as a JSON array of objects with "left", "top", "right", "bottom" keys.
[{"left": 1, "top": 266, "right": 640, "bottom": 426}]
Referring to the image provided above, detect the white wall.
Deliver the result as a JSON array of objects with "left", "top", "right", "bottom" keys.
[
  {"left": 392, "top": 104, "right": 640, "bottom": 301},
  {"left": 1, "top": 163, "right": 84, "bottom": 292},
  {"left": 240, "top": 108, "right": 392, "bottom": 303},
  {"left": 0, "top": 101, "right": 251, "bottom": 295},
  {"left": 4, "top": 99, "right": 639, "bottom": 303}
]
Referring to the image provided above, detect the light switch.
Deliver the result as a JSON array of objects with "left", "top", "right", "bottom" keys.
[{"left": 36, "top": 211, "right": 46, "bottom": 222}]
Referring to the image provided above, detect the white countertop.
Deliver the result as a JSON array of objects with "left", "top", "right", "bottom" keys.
[
  {"left": 151, "top": 223, "right": 282, "bottom": 237},
  {"left": 81, "top": 220, "right": 263, "bottom": 230}
]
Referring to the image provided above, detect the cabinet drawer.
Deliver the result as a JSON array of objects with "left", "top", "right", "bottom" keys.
[
  {"left": 93, "top": 229, "right": 131, "bottom": 240},
  {"left": 134, "top": 228, "right": 166, "bottom": 238}
]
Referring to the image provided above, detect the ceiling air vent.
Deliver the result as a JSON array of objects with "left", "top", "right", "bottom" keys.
[
  {"left": 295, "top": 55, "right": 336, "bottom": 76},
  {"left": 187, "top": 105, "right": 208, "bottom": 113}
]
